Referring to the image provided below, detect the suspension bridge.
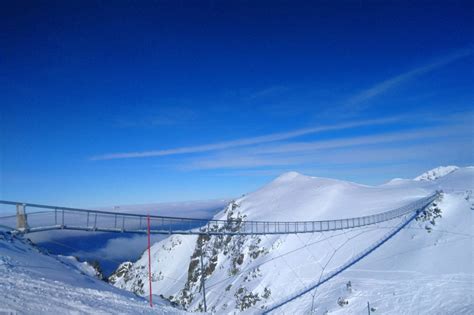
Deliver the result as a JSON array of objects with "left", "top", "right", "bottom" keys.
[
  {"left": 0, "top": 192, "right": 440, "bottom": 313},
  {"left": 0, "top": 193, "right": 437, "bottom": 235}
]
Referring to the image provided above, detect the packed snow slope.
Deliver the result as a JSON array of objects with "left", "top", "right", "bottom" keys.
[
  {"left": 112, "top": 166, "right": 473, "bottom": 314},
  {"left": 0, "top": 230, "right": 189, "bottom": 314}
]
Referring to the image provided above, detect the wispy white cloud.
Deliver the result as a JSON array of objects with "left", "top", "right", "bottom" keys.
[
  {"left": 346, "top": 49, "right": 473, "bottom": 109},
  {"left": 91, "top": 49, "right": 472, "bottom": 166},
  {"left": 90, "top": 117, "right": 399, "bottom": 160},
  {"left": 249, "top": 125, "right": 471, "bottom": 155},
  {"left": 184, "top": 137, "right": 471, "bottom": 171},
  {"left": 182, "top": 122, "right": 472, "bottom": 170}
]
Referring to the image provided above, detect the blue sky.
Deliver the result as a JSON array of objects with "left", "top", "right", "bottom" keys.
[{"left": 1, "top": 1, "right": 473, "bottom": 207}]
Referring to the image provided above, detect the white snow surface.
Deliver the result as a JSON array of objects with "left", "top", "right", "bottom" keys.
[
  {"left": 114, "top": 167, "right": 474, "bottom": 314},
  {"left": 56, "top": 255, "right": 103, "bottom": 278},
  {"left": 0, "top": 231, "right": 189, "bottom": 314},
  {"left": 414, "top": 165, "right": 460, "bottom": 181}
]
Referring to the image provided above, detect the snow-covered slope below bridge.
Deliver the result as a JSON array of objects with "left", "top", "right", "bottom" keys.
[
  {"left": 112, "top": 167, "right": 474, "bottom": 314},
  {"left": 0, "top": 230, "right": 188, "bottom": 314}
]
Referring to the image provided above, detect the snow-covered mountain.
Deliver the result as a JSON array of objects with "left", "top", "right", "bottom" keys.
[
  {"left": 414, "top": 165, "right": 459, "bottom": 181},
  {"left": 111, "top": 166, "right": 474, "bottom": 314},
  {"left": 0, "top": 230, "right": 188, "bottom": 314}
]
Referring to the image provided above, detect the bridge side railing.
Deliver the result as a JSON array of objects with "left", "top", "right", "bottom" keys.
[{"left": 0, "top": 192, "right": 439, "bottom": 235}]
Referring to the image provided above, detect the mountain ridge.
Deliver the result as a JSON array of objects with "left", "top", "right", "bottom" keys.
[{"left": 414, "top": 165, "right": 460, "bottom": 181}]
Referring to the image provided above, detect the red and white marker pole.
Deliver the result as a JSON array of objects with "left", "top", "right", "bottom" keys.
[{"left": 147, "top": 214, "right": 153, "bottom": 307}]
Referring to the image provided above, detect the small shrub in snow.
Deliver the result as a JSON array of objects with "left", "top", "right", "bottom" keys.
[
  {"left": 337, "top": 297, "right": 349, "bottom": 307},
  {"left": 416, "top": 197, "right": 443, "bottom": 233}
]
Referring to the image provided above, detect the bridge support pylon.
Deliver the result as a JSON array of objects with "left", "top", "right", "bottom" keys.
[{"left": 16, "top": 204, "right": 29, "bottom": 232}]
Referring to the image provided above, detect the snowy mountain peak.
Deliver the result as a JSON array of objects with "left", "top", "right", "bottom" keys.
[
  {"left": 273, "top": 171, "right": 305, "bottom": 182},
  {"left": 414, "top": 166, "right": 459, "bottom": 181}
]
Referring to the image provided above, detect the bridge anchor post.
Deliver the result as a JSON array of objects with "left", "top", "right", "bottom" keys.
[{"left": 16, "top": 204, "right": 29, "bottom": 232}]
